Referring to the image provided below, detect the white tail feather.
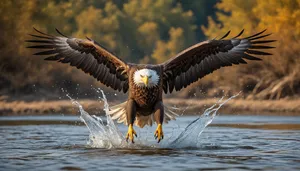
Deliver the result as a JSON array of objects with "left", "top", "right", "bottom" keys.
[{"left": 107, "top": 101, "right": 179, "bottom": 128}]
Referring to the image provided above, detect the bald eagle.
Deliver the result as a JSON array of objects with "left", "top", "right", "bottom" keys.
[{"left": 27, "top": 28, "right": 274, "bottom": 143}]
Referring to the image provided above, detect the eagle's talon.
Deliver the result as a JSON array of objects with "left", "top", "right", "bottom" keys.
[
  {"left": 126, "top": 124, "right": 137, "bottom": 143},
  {"left": 154, "top": 124, "right": 164, "bottom": 143}
]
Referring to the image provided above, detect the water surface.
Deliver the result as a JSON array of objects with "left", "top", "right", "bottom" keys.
[{"left": 1, "top": 115, "right": 300, "bottom": 171}]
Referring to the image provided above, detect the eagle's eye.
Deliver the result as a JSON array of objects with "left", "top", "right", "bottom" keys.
[
  {"left": 140, "top": 75, "right": 144, "bottom": 78},
  {"left": 149, "top": 75, "right": 152, "bottom": 78}
]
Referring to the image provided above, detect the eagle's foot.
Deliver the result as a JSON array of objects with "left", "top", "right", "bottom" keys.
[
  {"left": 154, "top": 124, "right": 164, "bottom": 143},
  {"left": 126, "top": 124, "right": 137, "bottom": 143}
]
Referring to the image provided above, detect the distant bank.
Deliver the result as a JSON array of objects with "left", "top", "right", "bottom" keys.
[{"left": 0, "top": 98, "right": 299, "bottom": 116}]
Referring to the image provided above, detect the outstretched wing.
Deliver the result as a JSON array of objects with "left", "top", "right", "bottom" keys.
[
  {"left": 27, "top": 28, "right": 129, "bottom": 93},
  {"left": 161, "top": 30, "right": 275, "bottom": 93}
]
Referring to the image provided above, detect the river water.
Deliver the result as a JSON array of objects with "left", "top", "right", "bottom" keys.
[
  {"left": 1, "top": 114, "right": 300, "bottom": 170},
  {"left": 1, "top": 92, "right": 300, "bottom": 170}
]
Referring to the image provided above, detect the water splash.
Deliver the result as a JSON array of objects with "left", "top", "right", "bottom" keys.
[
  {"left": 67, "top": 89, "right": 239, "bottom": 149},
  {"left": 167, "top": 93, "right": 240, "bottom": 148},
  {"left": 67, "top": 90, "right": 126, "bottom": 149}
]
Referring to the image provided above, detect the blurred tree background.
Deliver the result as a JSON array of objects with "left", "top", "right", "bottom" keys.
[{"left": 0, "top": 0, "right": 299, "bottom": 100}]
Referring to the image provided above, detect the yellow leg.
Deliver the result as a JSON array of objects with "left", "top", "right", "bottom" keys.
[
  {"left": 126, "top": 124, "right": 137, "bottom": 143},
  {"left": 154, "top": 124, "right": 164, "bottom": 143}
]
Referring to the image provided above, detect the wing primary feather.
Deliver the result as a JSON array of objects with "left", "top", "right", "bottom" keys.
[
  {"left": 26, "top": 40, "right": 51, "bottom": 44},
  {"left": 55, "top": 28, "right": 69, "bottom": 38},
  {"left": 232, "top": 29, "right": 244, "bottom": 39},
  {"left": 27, "top": 34, "right": 52, "bottom": 40},
  {"left": 246, "top": 50, "right": 272, "bottom": 55},
  {"left": 44, "top": 55, "right": 61, "bottom": 61},
  {"left": 227, "top": 55, "right": 240, "bottom": 65},
  {"left": 250, "top": 45, "right": 275, "bottom": 49},
  {"left": 238, "top": 58, "right": 247, "bottom": 64},
  {"left": 217, "top": 53, "right": 232, "bottom": 65},
  {"left": 249, "top": 33, "right": 272, "bottom": 41},
  {"left": 219, "top": 30, "right": 231, "bottom": 40},
  {"left": 243, "top": 53, "right": 262, "bottom": 60},
  {"left": 244, "top": 29, "right": 267, "bottom": 39},
  {"left": 251, "top": 40, "right": 276, "bottom": 44},
  {"left": 27, "top": 45, "right": 55, "bottom": 49},
  {"left": 33, "top": 27, "right": 54, "bottom": 37},
  {"left": 61, "top": 53, "right": 81, "bottom": 64},
  {"left": 34, "top": 50, "right": 57, "bottom": 55},
  {"left": 86, "top": 36, "right": 92, "bottom": 41}
]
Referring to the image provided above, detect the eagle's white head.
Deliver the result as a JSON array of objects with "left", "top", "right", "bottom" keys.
[{"left": 133, "top": 69, "right": 159, "bottom": 88}]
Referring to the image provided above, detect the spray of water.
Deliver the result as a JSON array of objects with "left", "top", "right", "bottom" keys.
[
  {"left": 66, "top": 89, "right": 239, "bottom": 149},
  {"left": 167, "top": 94, "right": 240, "bottom": 148}
]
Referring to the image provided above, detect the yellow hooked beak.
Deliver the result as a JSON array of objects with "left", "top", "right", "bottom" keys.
[{"left": 142, "top": 76, "right": 149, "bottom": 85}]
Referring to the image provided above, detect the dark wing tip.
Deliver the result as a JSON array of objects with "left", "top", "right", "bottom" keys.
[
  {"left": 244, "top": 29, "right": 267, "bottom": 39},
  {"left": 251, "top": 40, "right": 277, "bottom": 44},
  {"left": 33, "top": 50, "right": 57, "bottom": 56},
  {"left": 243, "top": 53, "right": 263, "bottom": 61},
  {"left": 33, "top": 27, "right": 54, "bottom": 37},
  {"left": 219, "top": 30, "right": 231, "bottom": 40},
  {"left": 26, "top": 45, "right": 55, "bottom": 49},
  {"left": 249, "top": 33, "right": 272, "bottom": 41},
  {"left": 55, "top": 28, "right": 69, "bottom": 38},
  {"left": 246, "top": 49, "right": 272, "bottom": 56},
  {"left": 86, "top": 36, "right": 92, "bottom": 41},
  {"left": 250, "top": 45, "right": 275, "bottom": 49},
  {"left": 232, "top": 29, "right": 244, "bottom": 39},
  {"left": 33, "top": 27, "right": 38, "bottom": 32},
  {"left": 44, "top": 56, "right": 60, "bottom": 61}
]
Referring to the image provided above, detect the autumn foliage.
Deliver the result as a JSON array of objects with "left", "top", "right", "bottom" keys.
[
  {"left": 202, "top": 0, "right": 300, "bottom": 99},
  {"left": 0, "top": 0, "right": 299, "bottom": 100}
]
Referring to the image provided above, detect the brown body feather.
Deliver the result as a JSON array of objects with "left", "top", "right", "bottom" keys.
[{"left": 128, "top": 65, "right": 163, "bottom": 116}]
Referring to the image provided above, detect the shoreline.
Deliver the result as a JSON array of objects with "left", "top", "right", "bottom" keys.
[{"left": 1, "top": 98, "right": 300, "bottom": 116}]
